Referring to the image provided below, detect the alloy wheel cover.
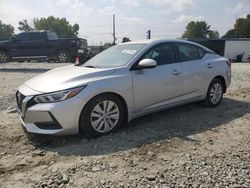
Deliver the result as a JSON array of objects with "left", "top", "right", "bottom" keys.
[{"left": 90, "top": 100, "right": 120, "bottom": 133}]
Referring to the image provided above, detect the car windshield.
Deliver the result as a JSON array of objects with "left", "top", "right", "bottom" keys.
[{"left": 83, "top": 43, "right": 146, "bottom": 68}]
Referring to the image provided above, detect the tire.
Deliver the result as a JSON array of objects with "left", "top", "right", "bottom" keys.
[
  {"left": 57, "top": 51, "right": 70, "bottom": 63},
  {"left": 79, "top": 94, "right": 124, "bottom": 138},
  {"left": 203, "top": 78, "right": 224, "bottom": 107},
  {"left": 0, "top": 51, "right": 9, "bottom": 63}
]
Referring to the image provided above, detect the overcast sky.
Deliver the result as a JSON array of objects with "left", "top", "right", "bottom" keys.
[{"left": 0, "top": 0, "right": 250, "bottom": 44}]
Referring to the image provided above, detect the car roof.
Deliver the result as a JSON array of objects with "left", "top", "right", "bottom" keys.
[
  {"left": 122, "top": 38, "right": 199, "bottom": 45},
  {"left": 121, "top": 38, "right": 214, "bottom": 53}
]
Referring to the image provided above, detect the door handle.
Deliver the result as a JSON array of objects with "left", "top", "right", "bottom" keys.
[
  {"left": 207, "top": 63, "right": 213, "bottom": 69},
  {"left": 172, "top": 69, "right": 181, "bottom": 75}
]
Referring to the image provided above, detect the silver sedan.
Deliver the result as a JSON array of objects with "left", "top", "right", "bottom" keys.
[{"left": 16, "top": 39, "right": 231, "bottom": 138}]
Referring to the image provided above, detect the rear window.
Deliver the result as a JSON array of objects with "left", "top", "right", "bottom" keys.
[
  {"left": 176, "top": 43, "right": 200, "bottom": 62},
  {"left": 197, "top": 47, "right": 206, "bottom": 58},
  {"left": 47, "top": 32, "right": 58, "bottom": 40}
]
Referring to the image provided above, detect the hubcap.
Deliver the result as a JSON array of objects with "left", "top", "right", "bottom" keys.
[
  {"left": 0, "top": 53, "right": 8, "bottom": 63},
  {"left": 90, "top": 100, "right": 120, "bottom": 133},
  {"left": 210, "top": 83, "right": 222, "bottom": 104},
  {"left": 58, "top": 53, "right": 68, "bottom": 62}
]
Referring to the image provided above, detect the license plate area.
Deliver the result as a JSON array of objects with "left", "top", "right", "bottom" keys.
[{"left": 78, "top": 49, "right": 84, "bottom": 54}]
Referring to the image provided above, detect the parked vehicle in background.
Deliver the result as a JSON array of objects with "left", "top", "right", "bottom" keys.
[
  {"left": 0, "top": 31, "right": 88, "bottom": 63},
  {"left": 16, "top": 39, "right": 231, "bottom": 138},
  {"left": 78, "top": 48, "right": 96, "bottom": 64}
]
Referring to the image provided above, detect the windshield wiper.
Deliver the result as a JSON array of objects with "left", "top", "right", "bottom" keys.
[{"left": 84, "top": 65, "right": 97, "bottom": 68}]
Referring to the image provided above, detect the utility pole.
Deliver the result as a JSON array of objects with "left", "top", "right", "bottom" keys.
[
  {"left": 112, "top": 14, "right": 116, "bottom": 45},
  {"left": 235, "top": 14, "right": 238, "bottom": 38},
  {"left": 146, "top": 30, "right": 151, "bottom": 39}
]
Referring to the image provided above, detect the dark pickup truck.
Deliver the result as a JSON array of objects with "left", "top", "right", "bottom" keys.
[{"left": 0, "top": 31, "right": 88, "bottom": 63}]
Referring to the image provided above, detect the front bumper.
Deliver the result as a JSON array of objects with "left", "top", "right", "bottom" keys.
[{"left": 16, "top": 90, "right": 86, "bottom": 135}]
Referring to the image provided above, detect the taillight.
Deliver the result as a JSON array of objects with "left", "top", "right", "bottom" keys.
[{"left": 226, "top": 60, "right": 231, "bottom": 68}]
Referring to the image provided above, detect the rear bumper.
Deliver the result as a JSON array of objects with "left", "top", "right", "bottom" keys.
[{"left": 225, "top": 67, "right": 231, "bottom": 89}]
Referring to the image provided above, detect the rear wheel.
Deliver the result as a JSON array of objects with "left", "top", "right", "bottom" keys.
[
  {"left": 0, "top": 51, "right": 9, "bottom": 63},
  {"left": 79, "top": 94, "right": 124, "bottom": 138},
  {"left": 203, "top": 78, "right": 224, "bottom": 107},
  {"left": 57, "top": 51, "right": 69, "bottom": 63}
]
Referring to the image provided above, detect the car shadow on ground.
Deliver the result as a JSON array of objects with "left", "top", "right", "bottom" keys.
[{"left": 27, "top": 97, "right": 250, "bottom": 156}]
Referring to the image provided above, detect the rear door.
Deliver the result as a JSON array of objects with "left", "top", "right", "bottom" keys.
[
  {"left": 131, "top": 42, "right": 184, "bottom": 112},
  {"left": 175, "top": 42, "right": 209, "bottom": 99},
  {"left": 29, "top": 32, "right": 47, "bottom": 56}
]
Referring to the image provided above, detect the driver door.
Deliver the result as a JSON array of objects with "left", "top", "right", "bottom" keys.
[
  {"left": 131, "top": 42, "right": 184, "bottom": 112},
  {"left": 9, "top": 33, "right": 31, "bottom": 57}
]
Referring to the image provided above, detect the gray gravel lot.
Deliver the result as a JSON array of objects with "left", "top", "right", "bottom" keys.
[{"left": 0, "top": 62, "right": 249, "bottom": 188}]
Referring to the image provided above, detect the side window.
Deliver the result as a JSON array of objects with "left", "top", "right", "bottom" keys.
[
  {"left": 142, "top": 43, "right": 176, "bottom": 65},
  {"left": 177, "top": 43, "right": 200, "bottom": 62},
  {"left": 15, "top": 33, "right": 30, "bottom": 41},
  {"left": 31, "top": 33, "right": 43, "bottom": 41},
  {"left": 197, "top": 47, "right": 206, "bottom": 58}
]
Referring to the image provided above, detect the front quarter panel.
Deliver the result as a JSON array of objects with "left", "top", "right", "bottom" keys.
[{"left": 76, "top": 67, "right": 134, "bottom": 121}]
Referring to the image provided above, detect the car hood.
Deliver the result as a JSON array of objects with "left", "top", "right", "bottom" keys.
[{"left": 23, "top": 65, "right": 116, "bottom": 93}]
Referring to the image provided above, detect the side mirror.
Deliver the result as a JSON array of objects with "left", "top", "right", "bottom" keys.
[{"left": 137, "top": 59, "right": 157, "bottom": 69}]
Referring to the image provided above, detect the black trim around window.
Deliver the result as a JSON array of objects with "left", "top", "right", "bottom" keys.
[
  {"left": 174, "top": 42, "right": 206, "bottom": 62},
  {"left": 196, "top": 46, "right": 206, "bottom": 59},
  {"left": 130, "top": 42, "right": 178, "bottom": 70}
]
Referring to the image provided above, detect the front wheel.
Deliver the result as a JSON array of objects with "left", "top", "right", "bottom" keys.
[
  {"left": 79, "top": 94, "right": 124, "bottom": 138},
  {"left": 203, "top": 78, "right": 224, "bottom": 107},
  {"left": 0, "top": 51, "right": 9, "bottom": 63}
]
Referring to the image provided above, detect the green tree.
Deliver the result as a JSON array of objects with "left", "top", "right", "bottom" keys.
[
  {"left": 18, "top": 19, "right": 33, "bottom": 32},
  {"left": 182, "top": 21, "right": 219, "bottom": 38},
  {"left": 72, "top": 24, "right": 79, "bottom": 36},
  {"left": 223, "top": 14, "right": 250, "bottom": 38},
  {"left": 0, "top": 20, "right": 15, "bottom": 40},
  {"left": 122, "top": 37, "right": 131, "bottom": 43},
  {"left": 208, "top": 30, "right": 219, "bottom": 38},
  {"left": 223, "top": 29, "right": 235, "bottom": 38},
  {"left": 33, "top": 16, "right": 79, "bottom": 38}
]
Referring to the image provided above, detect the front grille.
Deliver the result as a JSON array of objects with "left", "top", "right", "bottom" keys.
[
  {"left": 26, "top": 98, "right": 37, "bottom": 109},
  {"left": 16, "top": 91, "right": 25, "bottom": 112},
  {"left": 16, "top": 91, "right": 36, "bottom": 117}
]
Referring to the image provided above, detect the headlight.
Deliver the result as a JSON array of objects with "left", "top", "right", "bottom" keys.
[{"left": 34, "top": 86, "right": 86, "bottom": 103}]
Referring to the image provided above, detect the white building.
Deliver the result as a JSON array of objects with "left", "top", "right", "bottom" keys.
[
  {"left": 188, "top": 38, "right": 250, "bottom": 62},
  {"left": 224, "top": 39, "right": 250, "bottom": 62}
]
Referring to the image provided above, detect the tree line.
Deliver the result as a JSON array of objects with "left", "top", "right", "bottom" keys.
[
  {"left": 0, "top": 16, "right": 79, "bottom": 40},
  {"left": 0, "top": 14, "right": 250, "bottom": 42},
  {"left": 182, "top": 14, "right": 250, "bottom": 39}
]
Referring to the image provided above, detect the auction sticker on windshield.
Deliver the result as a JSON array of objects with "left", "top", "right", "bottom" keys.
[{"left": 121, "top": 49, "right": 137, "bottom": 54}]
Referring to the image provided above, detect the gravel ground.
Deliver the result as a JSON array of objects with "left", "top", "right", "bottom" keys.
[
  {"left": 0, "top": 62, "right": 249, "bottom": 188},
  {"left": 0, "top": 62, "right": 70, "bottom": 70}
]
